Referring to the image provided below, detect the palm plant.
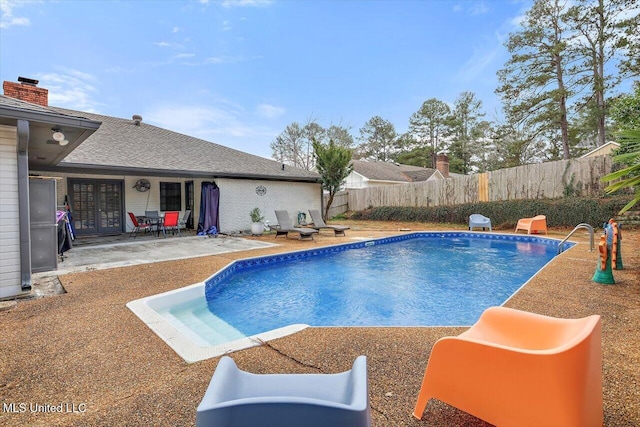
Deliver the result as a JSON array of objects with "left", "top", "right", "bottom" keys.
[{"left": 602, "top": 129, "right": 640, "bottom": 214}]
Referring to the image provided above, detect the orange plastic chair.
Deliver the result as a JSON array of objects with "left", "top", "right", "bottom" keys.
[
  {"left": 413, "top": 306, "right": 602, "bottom": 427},
  {"left": 515, "top": 214, "right": 548, "bottom": 234}
]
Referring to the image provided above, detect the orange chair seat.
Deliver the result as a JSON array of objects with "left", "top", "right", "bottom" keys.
[
  {"left": 413, "top": 306, "right": 602, "bottom": 427},
  {"left": 515, "top": 214, "right": 547, "bottom": 234}
]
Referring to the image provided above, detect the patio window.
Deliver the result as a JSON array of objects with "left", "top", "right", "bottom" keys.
[{"left": 160, "top": 182, "right": 181, "bottom": 211}]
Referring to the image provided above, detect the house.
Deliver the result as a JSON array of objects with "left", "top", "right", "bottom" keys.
[
  {"left": 0, "top": 77, "right": 321, "bottom": 299},
  {"left": 344, "top": 155, "right": 451, "bottom": 189},
  {"left": 579, "top": 141, "right": 620, "bottom": 159}
]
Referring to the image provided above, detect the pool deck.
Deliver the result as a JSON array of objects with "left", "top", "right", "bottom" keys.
[{"left": 1, "top": 221, "right": 638, "bottom": 426}]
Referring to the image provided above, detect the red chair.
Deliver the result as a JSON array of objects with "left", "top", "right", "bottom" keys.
[
  {"left": 161, "top": 211, "right": 180, "bottom": 237},
  {"left": 128, "top": 212, "right": 151, "bottom": 238}
]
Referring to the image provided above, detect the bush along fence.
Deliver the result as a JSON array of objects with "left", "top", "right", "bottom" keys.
[
  {"left": 347, "top": 156, "right": 614, "bottom": 212},
  {"left": 350, "top": 196, "right": 633, "bottom": 230}
]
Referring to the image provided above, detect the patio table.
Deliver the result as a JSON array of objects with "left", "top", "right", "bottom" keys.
[{"left": 137, "top": 215, "right": 164, "bottom": 237}]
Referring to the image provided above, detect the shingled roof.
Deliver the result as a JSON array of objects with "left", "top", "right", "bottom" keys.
[
  {"left": 351, "top": 160, "right": 439, "bottom": 183},
  {"left": 49, "top": 107, "right": 320, "bottom": 182}
]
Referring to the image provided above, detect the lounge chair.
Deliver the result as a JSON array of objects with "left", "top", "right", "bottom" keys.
[
  {"left": 468, "top": 214, "right": 492, "bottom": 231},
  {"left": 515, "top": 214, "right": 547, "bottom": 234},
  {"left": 413, "top": 306, "right": 602, "bottom": 427},
  {"left": 309, "top": 209, "right": 350, "bottom": 236},
  {"left": 196, "top": 356, "right": 371, "bottom": 427},
  {"left": 274, "top": 210, "right": 318, "bottom": 240}
]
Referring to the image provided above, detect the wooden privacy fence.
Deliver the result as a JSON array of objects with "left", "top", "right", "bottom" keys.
[
  {"left": 323, "top": 190, "right": 349, "bottom": 218},
  {"left": 347, "top": 156, "right": 614, "bottom": 212}
]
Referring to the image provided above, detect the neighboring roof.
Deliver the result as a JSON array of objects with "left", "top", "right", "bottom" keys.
[
  {"left": 579, "top": 141, "right": 621, "bottom": 159},
  {"left": 350, "top": 160, "right": 439, "bottom": 183},
  {"left": 47, "top": 107, "right": 319, "bottom": 182}
]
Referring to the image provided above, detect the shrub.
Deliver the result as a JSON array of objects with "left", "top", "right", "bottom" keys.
[{"left": 350, "top": 196, "right": 632, "bottom": 229}]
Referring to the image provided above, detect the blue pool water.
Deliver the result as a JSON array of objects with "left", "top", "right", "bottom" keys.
[{"left": 186, "top": 233, "right": 565, "bottom": 342}]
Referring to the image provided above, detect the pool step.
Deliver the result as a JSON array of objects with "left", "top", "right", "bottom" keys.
[{"left": 167, "top": 303, "right": 246, "bottom": 347}]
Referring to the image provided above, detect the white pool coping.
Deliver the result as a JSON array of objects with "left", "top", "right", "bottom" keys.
[{"left": 127, "top": 282, "right": 308, "bottom": 363}]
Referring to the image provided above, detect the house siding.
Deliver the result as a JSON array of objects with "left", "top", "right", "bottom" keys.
[
  {"left": 216, "top": 178, "right": 322, "bottom": 232},
  {"left": 0, "top": 125, "right": 21, "bottom": 298},
  {"left": 30, "top": 172, "right": 322, "bottom": 234}
]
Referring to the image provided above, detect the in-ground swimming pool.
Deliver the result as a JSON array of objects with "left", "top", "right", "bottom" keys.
[{"left": 127, "top": 232, "right": 571, "bottom": 362}]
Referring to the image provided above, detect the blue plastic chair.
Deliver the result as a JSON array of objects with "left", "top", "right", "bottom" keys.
[{"left": 196, "top": 356, "right": 371, "bottom": 427}]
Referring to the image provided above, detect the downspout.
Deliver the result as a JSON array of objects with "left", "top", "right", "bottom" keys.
[{"left": 17, "top": 120, "right": 31, "bottom": 291}]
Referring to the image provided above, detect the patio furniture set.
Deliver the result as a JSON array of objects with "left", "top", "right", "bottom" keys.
[{"left": 128, "top": 210, "right": 191, "bottom": 238}]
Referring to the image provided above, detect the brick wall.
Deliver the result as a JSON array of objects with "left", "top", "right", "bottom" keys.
[
  {"left": 3, "top": 81, "right": 48, "bottom": 106},
  {"left": 217, "top": 178, "right": 322, "bottom": 232}
]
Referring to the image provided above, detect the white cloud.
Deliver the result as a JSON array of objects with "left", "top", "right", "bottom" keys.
[
  {"left": 452, "top": 1, "right": 489, "bottom": 16},
  {"left": 174, "top": 53, "right": 196, "bottom": 59},
  {"left": 468, "top": 2, "right": 489, "bottom": 15},
  {"left": 454, "top": 42, "right": 500, "bottom": 83},
  {"left": 37, "top": 69, "right": 103, "bottom": 113},
  {"left": 204, "top": 55, "right": 247, "bottom": 64},
  {"left": 220, "top": 0, "right": 273, "bottom": 8},
  {"left": 172, "top": 26, "right": 180, "bottom": 33},
  {"left": 256, "top": 103, "right": 285, "bottom": 119},
  {"left": 144, "top": 103, "right": 278, "bottom": 152},
  {"left": 0, "top": 0, "right": 31, "bottom": 29}
]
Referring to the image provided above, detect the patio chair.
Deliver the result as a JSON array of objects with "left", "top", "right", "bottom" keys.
[
  {"left": 308, "top": 209, "right": 350, "bottom": 236},
  {"left": 196, "top": 356, "right": 370, "bottom": 427},
  {"left": 413, "top": 306, "right": 602, "bottom": 427},
  {"left": 515, "top": 214, "right": 547, "bottom": 234},
  {"left": 178, "top": 210, "right": 191, "bottom": 231},
  {"left": 274, "top": 210, "right": 318, "bottom": 240},
  {"left": 145, "top": 210, "right": 161, "bottom": 234},
  {"left": 127, "top": 212, "right": 151, "bottom": 238},
  {"left": 161, "top": 211, "right": 180, "bottom": 237},
  {"left": 468, "top": 214, "right": 492, "bottom": 231}
]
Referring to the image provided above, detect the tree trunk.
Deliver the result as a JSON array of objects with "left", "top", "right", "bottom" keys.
[
  {"left": 324, "top": 192, "right": 335, "bottom": 220},
  {"left": 555, "top": 52, "right": 571, "bottom": 159}
]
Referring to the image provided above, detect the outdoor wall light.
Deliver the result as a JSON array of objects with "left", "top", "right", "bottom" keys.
[
  {"left": 52, "top": 130, "right": 65, "bottom": 142},
  {"left": 52, "top": 128, "right": 69, "bottom": 146}
]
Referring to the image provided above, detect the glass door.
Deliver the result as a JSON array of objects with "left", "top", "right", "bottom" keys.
[
  {"left": 69, "top": 178, "right": 123, "bottom": 235},
  {"left": 185, "top": 180, "right": 194, "bottom": 229}
]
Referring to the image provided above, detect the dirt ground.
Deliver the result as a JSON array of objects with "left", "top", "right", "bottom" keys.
[{"left": 0, "top": 221, "right": 638, "bottom": 426}]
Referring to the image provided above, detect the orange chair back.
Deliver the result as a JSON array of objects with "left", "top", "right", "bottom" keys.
[{"left": 413, "top": 306, "right": 602, "bottom": 427}]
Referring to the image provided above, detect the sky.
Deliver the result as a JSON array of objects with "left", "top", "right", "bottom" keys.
[{"left": 1, "top": 0, "right": 531, "bottom": 159}]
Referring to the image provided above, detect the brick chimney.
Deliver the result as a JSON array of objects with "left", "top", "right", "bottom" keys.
[
  {"left": 3, "top": 77, "right": 48, "bottom": 106},
  {"left": 436, "top": 153, "right": 450, "bottom": 178}
]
